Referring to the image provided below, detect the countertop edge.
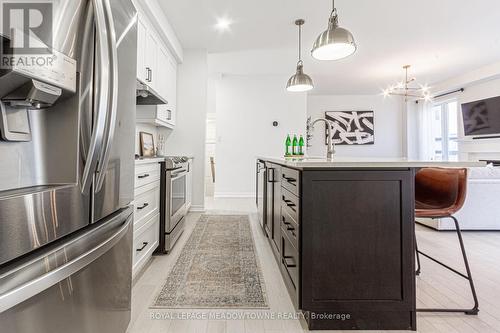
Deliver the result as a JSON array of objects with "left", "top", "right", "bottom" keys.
[
  {"left": 257, "top": 157, "right": 487, "bottom": 169},
  {"left": 135, "top": 157, "right": 165, "bottom": 165}
]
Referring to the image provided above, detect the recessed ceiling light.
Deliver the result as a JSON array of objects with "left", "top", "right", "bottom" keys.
[{"left": 215, "top": 17, "right": 232, "bottom": 32}]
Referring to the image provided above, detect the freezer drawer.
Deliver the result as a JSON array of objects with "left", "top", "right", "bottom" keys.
[{"left": 0, "top": 207, "right": 133, "bottom": 333}]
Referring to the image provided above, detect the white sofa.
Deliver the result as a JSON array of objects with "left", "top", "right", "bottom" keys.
[{"left": 417, "top": 165, "right": 500, "bottom": 230}]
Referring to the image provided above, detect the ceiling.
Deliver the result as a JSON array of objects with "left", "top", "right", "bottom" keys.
[{"left": 158, "top": 0, "right": 500, "bottom": 94}]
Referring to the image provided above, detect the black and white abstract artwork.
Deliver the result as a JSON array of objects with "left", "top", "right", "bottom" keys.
[{"left": 325, "top": 111, "right": 375, "bottom": 145}]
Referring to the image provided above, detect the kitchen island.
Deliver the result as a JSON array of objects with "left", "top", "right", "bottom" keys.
[{"left": 256, "top": 157, "right": 485, "bottom": 331}]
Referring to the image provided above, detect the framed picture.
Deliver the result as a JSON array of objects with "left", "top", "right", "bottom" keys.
[
  {"left": 139, "top": 132, "right": 155, "bottom": 157},
  {"left": 325, "top": 111, "right": 374, "bottom": 145}
]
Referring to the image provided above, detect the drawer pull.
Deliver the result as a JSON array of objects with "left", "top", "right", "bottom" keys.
[
  {"left": 136, "top": 242, "right": 148, "bottom": 252},
  {"left": 283, "top": 175, "right": 297, "bottom": 184},
  {"left": 137, "top": 203, "right": 149, "bottom": 210},
  {"left": 138, "top": 173, "right": 150, "bottom": 179},
  {"left": 282, "top": 256, "right": 297, "bottom": 268},
  {"left": 282, "top": 197, "right": 296, "bottom": 208}
]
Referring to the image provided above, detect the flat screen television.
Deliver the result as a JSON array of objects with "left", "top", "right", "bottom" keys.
[{"left": 461, "top": 95, "right": 500, "bottom": 138}]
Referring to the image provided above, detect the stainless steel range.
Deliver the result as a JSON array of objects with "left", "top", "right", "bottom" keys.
[{"left": 158, "top": 156, "right": 189, "bottom": 253}]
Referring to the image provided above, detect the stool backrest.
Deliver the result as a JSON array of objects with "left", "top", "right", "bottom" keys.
[{"left": 415, "top": 168, "right": 467, "bottom": 214}]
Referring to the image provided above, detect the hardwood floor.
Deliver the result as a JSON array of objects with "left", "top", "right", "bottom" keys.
[{"left": 127, "top": 198, "right": 500, "bottom": 333}]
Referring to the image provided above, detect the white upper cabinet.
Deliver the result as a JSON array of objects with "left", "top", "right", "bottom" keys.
[
  {"left": 136, "top": 17, "right": 148, "bottom": 83},
  {"left": 157, "top": 46, "right": 177, "bottom": 127},
  {"left": 137, "top": 15, "right": 159, "bottom": 89},
  {"left": 135, "top": 10, "right": 179, "bottom": 129},
  {"left": 156, "top": 46, "right": 169, "bottom": 100},
  {"left": 145, "top": 31, "right": 159, "bottom": 89}
]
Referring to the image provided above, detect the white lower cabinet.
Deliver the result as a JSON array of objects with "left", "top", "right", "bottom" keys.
[
  {"left": 133, "top": 160, "right": 161, "bottom": 278},
  {"left": 132, "top": 214, "right": 159, "bottom": 275}
]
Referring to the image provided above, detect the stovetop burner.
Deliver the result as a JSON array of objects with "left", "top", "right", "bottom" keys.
[{"left": 161, "top": 156, "right": 189, "bottom": 170}]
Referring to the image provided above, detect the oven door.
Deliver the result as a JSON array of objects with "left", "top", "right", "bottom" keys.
[{"left": 167, "top": 168, "right": 187, "bottom": 231}]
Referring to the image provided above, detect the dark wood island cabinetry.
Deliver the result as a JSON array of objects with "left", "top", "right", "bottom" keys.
[
  {"left": 258, "top": 159, "right": 417, "bottom": 330},
  {"left": 301, "top": 169, "right": 416, "bottom": 330},
  {"left": 256, "top": 157, "right": 484, "bottom": 330}
]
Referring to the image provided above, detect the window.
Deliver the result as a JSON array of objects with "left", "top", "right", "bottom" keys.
[
  {"left": 430, "top": 100, "right": 459, "bottom": 161},
  {"left": 431, "top": 100, "right": 458, "bottom": 161}
]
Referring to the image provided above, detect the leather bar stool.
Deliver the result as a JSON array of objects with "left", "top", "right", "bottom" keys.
[{"left": 414, "top": 167, "right": 479, "bottom": 315}]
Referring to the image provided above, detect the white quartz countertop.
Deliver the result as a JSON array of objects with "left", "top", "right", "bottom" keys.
[
  {"left": 135, "top": 157, "right": 165, "bottom": 165},
  {"left": 258, "top": 156, "right": 487, "bottom": 169}
]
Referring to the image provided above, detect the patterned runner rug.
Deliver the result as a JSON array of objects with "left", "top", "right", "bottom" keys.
[{"left": 151, "top": 214, "right": 268, "bottom": 308}]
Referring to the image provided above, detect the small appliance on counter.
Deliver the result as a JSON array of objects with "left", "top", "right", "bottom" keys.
[{"left": 157, "top": 156, "right": 190, "bottom": 253}]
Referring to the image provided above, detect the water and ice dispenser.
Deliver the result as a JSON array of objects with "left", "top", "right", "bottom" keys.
[{"left": 0, "top": 36, "right": 77, "bottom": 142}]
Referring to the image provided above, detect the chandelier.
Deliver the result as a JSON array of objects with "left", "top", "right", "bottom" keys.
[{"left": 383, "top": 65, "right": 431, "bottom": 102}]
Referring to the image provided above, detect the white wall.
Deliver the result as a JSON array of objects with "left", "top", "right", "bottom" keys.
[
  {"left": 430, "top": 61, "right": 500, "bottom": 161},
  {"left": 307, "top": 95, "right": 404, "bottom": 158},
  {"left": 215, "top": 75, "right": 307, "bottom": 197},
  {"left": 162, "top": 50, "right": 208, "bottom": 210},
  {"left": 134, "top": 122, "right": 158, "bottom": 156}
]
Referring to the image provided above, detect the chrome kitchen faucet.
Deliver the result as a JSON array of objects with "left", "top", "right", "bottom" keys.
[{"left": 309, "top": 118, "right": 336, "bottom": 160}]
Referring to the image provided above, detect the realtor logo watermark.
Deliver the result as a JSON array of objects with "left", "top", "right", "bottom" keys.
[{"left": 1, "top": 2, "right": 54, "bottom": 69}]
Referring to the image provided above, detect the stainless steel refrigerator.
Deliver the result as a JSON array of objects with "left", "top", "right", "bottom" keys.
[{"left": 0, "top": 0, "right": 137, "bottom": 332}]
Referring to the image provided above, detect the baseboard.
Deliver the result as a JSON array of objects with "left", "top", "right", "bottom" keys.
[
  {"left": 214, "top": 192, "right": 255, "bottom": 198},
  {"left": 189, "top": 205, "right": 205, "bottom": 212}
]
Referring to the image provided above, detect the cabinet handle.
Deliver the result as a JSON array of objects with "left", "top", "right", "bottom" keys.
[
  {"left": 282, "top": 256, "right": 296, "bottom": 268},
  {"left": 137, "top": 203, "right": 149, "bottom": 210},
  {"left": 282, "top": 197, "right": 295, "bottom": 207},
  {"left": 138, "top": 173, "right": 150, "bottom": 179},
  {"left": 283, "top": 175, "right": 297, "bottom": 184},
  {"left": 146, "top": 67, "right": 151, "bottom": 81},
  {"left": 282, "top": 216, "right": 291, "bottom": 226},
  {"left": 267, "top": 168, "right": 275, "bottom": 182},
  {"left": 166, "top": 109, "right": 172, "bottom": 120},
  {"left": 136, "top": 242, "right": 148, "bottom": 252},
  {"left": 149, "top": 68, "right": 153, "bottom": 82}
]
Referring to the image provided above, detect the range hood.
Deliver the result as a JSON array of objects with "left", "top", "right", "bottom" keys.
[{"left": 136, "top": 80, "right": 167, "bottom": 105}]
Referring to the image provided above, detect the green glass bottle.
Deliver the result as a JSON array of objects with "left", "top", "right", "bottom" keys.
[
  {"left": 292, "top": 135, "right": 298, "bottom": 155},
  {"left": 298, "top": 135, "right": 304, "bottom": 155},
  {"left": 285, "top": 134, "right": 292, "bottom": 156}
]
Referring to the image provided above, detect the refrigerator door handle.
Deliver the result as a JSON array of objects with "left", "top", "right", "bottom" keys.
[
  {"left": 81, "top": 0, "right": 111, "bottom": 194},
  {"left": 0, "top": 208, "right": 132, "bottom": 314},
  {"left": 95, "top": 0, "right": 119, "bottom": 192}
]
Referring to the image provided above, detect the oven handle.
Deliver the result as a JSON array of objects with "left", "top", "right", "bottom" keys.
[{"left": 170, "top": 171, "right": 187, "bottom": 180}]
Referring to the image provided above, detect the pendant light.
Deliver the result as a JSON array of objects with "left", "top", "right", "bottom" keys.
[
  {"left": 286, "top": 19, "right": 314, "bottom": 92},
  {"left": 311, "top": 0, "right": 356, "bottom": 61}
]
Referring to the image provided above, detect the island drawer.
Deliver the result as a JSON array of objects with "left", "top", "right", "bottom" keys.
[
  {"left": 282, "top": 187, "right": 299, "bottom": 223},
  {"left": 280, "top": 232, "right": 299, "bottom": 307},
  {"left": 281, "top": 211, "right": 299, "bottom": 251},
  {"left": 281, "top": 167, "right": 300, "bottom": 196}
]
